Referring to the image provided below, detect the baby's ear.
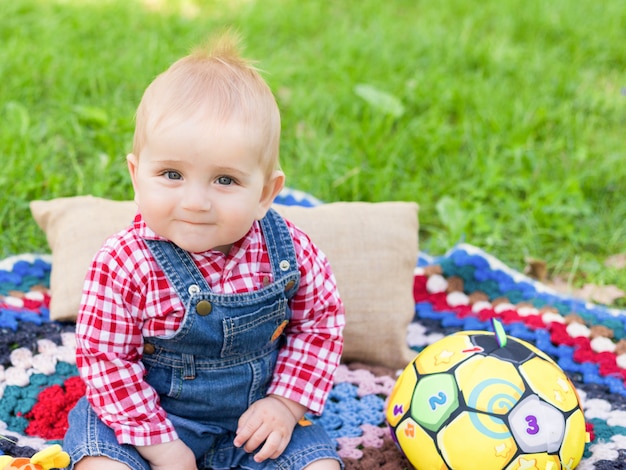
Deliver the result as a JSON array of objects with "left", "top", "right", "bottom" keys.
[
  {"left": 256, "top": 170, "right": 285, "bottom": 219},
  {"left": 126, "top": 154, "right": 140, "bottom": 204},
  {"left": 127, "top": 154, "right": 139, "bottom": 187}
]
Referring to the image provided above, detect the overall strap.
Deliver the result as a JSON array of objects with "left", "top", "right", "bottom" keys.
[
  {"left": 260, "top": 208, "right": 300, "bottom": 299},
  {"left": 144, "top": 239, "right": 211, "bottom": 308}
]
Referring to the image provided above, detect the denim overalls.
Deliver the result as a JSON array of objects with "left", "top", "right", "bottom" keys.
[{"left": 65, "top": 209, "right": 342, "bottom": 469}]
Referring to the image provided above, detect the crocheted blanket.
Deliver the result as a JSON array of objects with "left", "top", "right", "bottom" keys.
[{"left": 2, "top": 198, "right": 626, "bottom": 468}]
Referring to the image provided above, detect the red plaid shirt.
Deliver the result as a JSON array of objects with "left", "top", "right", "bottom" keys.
[{"left": 76, "top": 213, "right": 345, "bottom": 446}]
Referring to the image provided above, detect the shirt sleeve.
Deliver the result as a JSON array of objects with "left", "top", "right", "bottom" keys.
[
  {"left": 75, "top": 241, "right": 178, "bottom": 446},
  {"left": 267, "top": 225, "right": 345, "bottom": 414}
]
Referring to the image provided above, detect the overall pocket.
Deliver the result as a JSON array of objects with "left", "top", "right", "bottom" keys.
[
  {"left": 143, "top": 351, "right": 181, "bottom": 399},
  {"left": 221, "top": 298, "right": 288, "bottom": 358}
]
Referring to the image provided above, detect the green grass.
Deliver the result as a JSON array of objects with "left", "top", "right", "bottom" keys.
[{"left": 1, "top": 0, "right": 625, "bottom": 290}]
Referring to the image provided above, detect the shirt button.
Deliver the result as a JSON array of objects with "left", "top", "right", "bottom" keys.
[
  {"left": 284, "top": 280, "right": 295, "bottom": 291},
  {"left": 196, "top": 300, "right": 212, "bottom": 316},
  {"left": 143, "top": 343, "right": 156, "bottom": 355},
  {"left": 279, "top": 260, "right": 290, "bottom": 271},
  {"left": 188, "top": 284, "right": 201, "bottom": 295}
]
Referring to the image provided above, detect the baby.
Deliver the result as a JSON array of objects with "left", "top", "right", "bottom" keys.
[{"left": 63, "top": 31, "right": 345, "bottom": 470}]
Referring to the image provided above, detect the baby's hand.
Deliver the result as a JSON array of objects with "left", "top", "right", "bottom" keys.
[
  {"left": 136, "top": 439, "right": 197, "bottom": 470},
  {"left": 234, "top": 395, "right": 306, "bottom": 462}
]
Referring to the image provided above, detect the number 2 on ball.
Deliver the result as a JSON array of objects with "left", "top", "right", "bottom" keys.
[{"left": 429, "top": 392, "right": 447, "bottom": 411}]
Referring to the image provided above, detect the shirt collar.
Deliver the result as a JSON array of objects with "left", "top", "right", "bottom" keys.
[{"left": 133, "top": 212, "right": 164, "bottom": 241}]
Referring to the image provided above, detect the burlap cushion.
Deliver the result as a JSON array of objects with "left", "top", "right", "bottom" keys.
[{"left": 30, "top": 196, "right": 418, "bottom": 368}]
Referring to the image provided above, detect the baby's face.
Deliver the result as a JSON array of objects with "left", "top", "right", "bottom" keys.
[{"left": 127, "top": 117, "right": 274, "bottom": 253}]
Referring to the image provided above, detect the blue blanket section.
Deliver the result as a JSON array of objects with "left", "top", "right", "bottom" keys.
[{"left": 416, "top": 244, "right": 626, "bottom": 398}]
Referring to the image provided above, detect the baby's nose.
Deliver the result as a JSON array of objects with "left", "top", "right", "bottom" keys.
[{"left": 181, "top": 185, "right": 211, "bottom": 211}]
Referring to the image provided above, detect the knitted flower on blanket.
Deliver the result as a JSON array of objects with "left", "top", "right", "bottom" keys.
[{"left": 0, "top": 444, "right": 69, "bottom": 470}]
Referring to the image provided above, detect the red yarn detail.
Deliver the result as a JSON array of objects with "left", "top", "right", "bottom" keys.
[
  {"left": 523, "top": 314, "right": 547, "bottom": 329},
  {"left": 487, "top": 309, "right": 502, "bottom": 322},
  {"left": 429, "top": 292, "right": 450, "bottom": 311},
  {"left": 586, "top": 421, "right": 595, "bottom": 442},
  {"left": 22, "top": 298, "right": 45, "bottom": 310},
  {"left": 455, "top": 305, "right": 475, "bottom": 318},
  {"left": 572, "top": 342, "right": 594, "bottom": 364},
  {"left": 413, "top": 275, "right": 428, "bottom": 302},
  {"left": 477, "top": 309, "right": 519, "bottom": 323},
  {"left": 475, "top": 308, "right": 494, "bottom": 321},
  {"left": 43, "top": 292, "right": 51, "bottom": 306},
  {"left": 24, "top": 376, "right": 86, "bottom": 440},
  {"left": 549, "top": 323, "right": 578, "bottom": 347}
]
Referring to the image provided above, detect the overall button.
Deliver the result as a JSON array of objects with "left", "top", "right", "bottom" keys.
[
  {"left": 279, "top": 260, "right": 290, "bottom": 271},
  {"left": 196, "top": 300, "right": 212, "bottom": 316},
  {"left": 284, "top": 280, "right": 295, "bottom": 291},
  {"left": 143, "top": 343, "right": 156, "bottom": 355}
]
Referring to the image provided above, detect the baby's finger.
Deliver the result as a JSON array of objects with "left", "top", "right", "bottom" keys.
[
  {"left": 244, "top": 430, "right": 268, "bottom": 454},
  {"left": 254, "top": 431, "right": 289, "bottom": 463},
  {"left": 234, "top": 414, "right": 262, "bottom": 448}
]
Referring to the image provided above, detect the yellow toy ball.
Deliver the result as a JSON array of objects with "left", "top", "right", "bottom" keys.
[{"left": 386, "top": 323, "right": 587, "bottom": 470}]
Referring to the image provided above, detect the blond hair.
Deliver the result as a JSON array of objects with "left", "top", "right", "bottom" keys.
[{"left": 132, "top": 30, "right": 281, "bottom": 174}]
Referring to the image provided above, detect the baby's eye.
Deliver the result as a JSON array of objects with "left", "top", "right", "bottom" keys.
[
  {"left": 216, "top": 176, "right": 234, "bottom": 185},
  {"left": 164, "top": 170, "right": 182, "bottom": 180}
]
